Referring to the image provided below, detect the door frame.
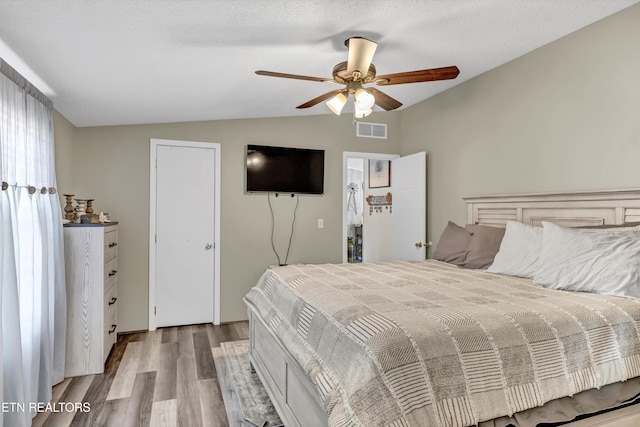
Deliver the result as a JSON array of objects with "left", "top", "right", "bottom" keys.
[
  {"left": 342, "top": 151, "right": 399, "bottom": 263},
  {"left": 149, "top": 138, "right": 221, "bottom": 330}
]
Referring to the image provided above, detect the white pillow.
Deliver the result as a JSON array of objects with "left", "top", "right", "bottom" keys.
[
  {"left": 590, "top": 225, "right": 640, "bottom": 238},
  {"left": 487, "top": 221, "right": 542, "bottom": 278},
  {"left": 534, "top": 221, "right": 640, "bottom": 299}
]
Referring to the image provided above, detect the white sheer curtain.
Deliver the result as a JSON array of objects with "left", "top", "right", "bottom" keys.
[{"left": 1, "top": 58, "right": 66, "bottom": 427}]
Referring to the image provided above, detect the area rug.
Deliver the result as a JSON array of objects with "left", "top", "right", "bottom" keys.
[{"left": 220, "top": 340, "right": 283, "bottom": 427}]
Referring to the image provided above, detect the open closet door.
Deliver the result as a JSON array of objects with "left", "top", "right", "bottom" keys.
[{"left": 391, "top": 151, "right": 426, "bottom": 261}]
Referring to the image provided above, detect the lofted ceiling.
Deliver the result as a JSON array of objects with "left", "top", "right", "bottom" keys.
[{"left": 0, "top": 0, "right": 637, "bottom": 127}]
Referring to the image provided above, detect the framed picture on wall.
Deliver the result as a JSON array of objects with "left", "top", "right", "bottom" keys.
[{"left": 369, "top": 159, "right": 390, "bottom": 188}]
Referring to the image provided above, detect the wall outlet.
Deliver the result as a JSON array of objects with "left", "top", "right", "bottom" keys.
[{"left": 317, "top": 218, "right": 324, "bottom": 229}]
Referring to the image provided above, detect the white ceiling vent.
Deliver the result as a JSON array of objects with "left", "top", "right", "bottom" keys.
[{"left": 356, "top": 122, "right": 387, "bottom": 139}]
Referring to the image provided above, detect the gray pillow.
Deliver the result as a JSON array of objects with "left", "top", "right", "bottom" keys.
[
  {"left": 431, "top": 221, "right": 473, "bottom": 265},
  {"left": 462, "top": 224, "right": 506, "bottom": 269}
]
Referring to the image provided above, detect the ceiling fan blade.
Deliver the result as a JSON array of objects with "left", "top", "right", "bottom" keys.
[
  {"left": 255, "top": 70, "right": 336, "bottom": 83},
  {"left": 368, "top": 88, "right": 402, "bottom": 111},
  {"left": 346, "top": 37, "right": 378, "bottom": 78},
  {"left": 296, "top": 90, "right": 344, "bottom": 109},
  {"left": 375, "top": 66, "right": 460, "bottom": 85}
]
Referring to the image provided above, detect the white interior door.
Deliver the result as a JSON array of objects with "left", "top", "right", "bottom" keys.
[
  {"left": 154, "top": 143, "right": 216, "bottom": 327},
  {"left": 392, "top": 152, "right": 426, "bottom": 261}
]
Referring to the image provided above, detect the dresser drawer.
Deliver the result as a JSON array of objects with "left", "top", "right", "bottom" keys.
[
  {"left": 105, "top": 281, "right": 117, "bottom": 317},
  {"left": 104, "top": 257, "right": 118, "bottom": 291},
  {"left": 104, "top": 228, "right": 118, "bottom": 263},
  {"left": 103, "top": 290, "right": 117, "bottom": 363},
  {"left": 103, "top": 321, "right": 117, "bottom": 363}
]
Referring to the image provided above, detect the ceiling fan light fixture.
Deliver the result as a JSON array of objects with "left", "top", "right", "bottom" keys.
[
  {"left": 354, "top": 105, "right": 373, "bottom": 119},
  {"left": 355, "top": 88, "right": 375, "bottom": 110},
  {"left": 326, "top": 92, "right": 348, "bottom": 115}
]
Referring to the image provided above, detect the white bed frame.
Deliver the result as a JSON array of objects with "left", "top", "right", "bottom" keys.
[{"left": 248, "top": 188, "right": 640, "bottom": 427}]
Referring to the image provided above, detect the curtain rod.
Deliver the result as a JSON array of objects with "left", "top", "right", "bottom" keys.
[{"left": 0, "top": 57, "right": 53, "bottom": 109}]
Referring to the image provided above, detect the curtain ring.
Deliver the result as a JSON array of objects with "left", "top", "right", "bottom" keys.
[
  {"left": 1, "top": 181, "right": 7, "bottom": 190},
  {"left": 41, "top": 187, "right": 48, "bottom": 194},
  {"left": 28, "top": 186, "right": 36, "bottom": 194},
  {"left": 49, "top": 187, "right": 57, "bottom": 194}
]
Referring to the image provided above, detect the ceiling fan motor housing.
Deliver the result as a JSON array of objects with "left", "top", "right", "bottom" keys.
[{"left": 332, "top": 61, "right": 377, "bottom": 84}]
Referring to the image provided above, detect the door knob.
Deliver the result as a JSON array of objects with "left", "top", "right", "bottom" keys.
[
  {"left": 205, "top": 243, "right": 213, "bottom": 250},
  {"left": 415, "top": 242, "right": 423, "bottom": 248}
]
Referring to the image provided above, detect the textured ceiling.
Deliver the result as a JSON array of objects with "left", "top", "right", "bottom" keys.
[{"left": 0, "top": 0, "right": 637, "bottom": 127}]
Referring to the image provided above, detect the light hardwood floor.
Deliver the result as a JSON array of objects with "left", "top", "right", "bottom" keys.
[{"left": 32, "top": 322, "right": 249, "bottom": 427}]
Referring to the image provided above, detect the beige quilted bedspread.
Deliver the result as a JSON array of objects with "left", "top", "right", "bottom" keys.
[{"left": 244, "top": 260, "right": 640, "bottom": 427}]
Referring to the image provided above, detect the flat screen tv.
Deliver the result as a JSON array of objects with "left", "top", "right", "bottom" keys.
[{"left": 246, "top": 144, "right": 325, "bottom": 195}]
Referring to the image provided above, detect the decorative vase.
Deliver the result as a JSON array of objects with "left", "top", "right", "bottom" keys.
[
  {"left": 63, "top": 194, "right": 75, "bottom": 221},
  {"left": 74, "top": 199, "right": 88, "bottom": 224},
  {"left": 86, "top": 199, "right": 95, "bottom": 214}
]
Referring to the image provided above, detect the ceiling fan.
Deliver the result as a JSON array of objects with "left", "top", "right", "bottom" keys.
[{"left": 255, "top": 36, "right": 460, "bottom": 118}]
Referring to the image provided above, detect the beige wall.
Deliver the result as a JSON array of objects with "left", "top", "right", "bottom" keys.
[
  {"left": 399, "top": 4, "right": 640, "bottom": 250},
  {"left": 53, "top": 112, "right": 401, "bottom": 331},
  {"left": 53, "top": 110, "right": 76, "bottom": 204}
]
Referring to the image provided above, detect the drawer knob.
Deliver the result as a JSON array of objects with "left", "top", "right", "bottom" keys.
[
  {"left": 108, "top": 242, "right": 118, "bottom": 248},
  {"left": 109, "top": 270, "right": 117, "bottom": 277},
  {"left": 108, "top": 324, "right": 117, "bottom": 334},
  {"left": 108, "top": 297, "right": 117, "bottom": 305}
]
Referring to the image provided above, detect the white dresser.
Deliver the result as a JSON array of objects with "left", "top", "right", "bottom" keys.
[{"left": 63, "top": 223, "right": 118, "bottom": 377}]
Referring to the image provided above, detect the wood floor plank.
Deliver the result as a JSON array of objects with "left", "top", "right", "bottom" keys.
[
  {"left": 138, "top": 329, "right": 163, "bottom": 373},
  {"left": 231, "top": 322, "right": 249, "bottom": 341},
  {"left": 192, "top": 324, "right": 208, "bottom": 333},
  {"left": 178, "top": 325, "right": 194, "bottom": 355},
  {"left": 206, "top": 324, "right": 221, "bottom": 348},
  {"left": 161, "top": 327, "right": 178, "bottom": 344},
  {"left": 41, "top": 374, "right": 94, "bottom": 427},
  {"left": 193, "top": 331, "right": 216, "bottom": 380},
  {"left": 149, "top": 399, "right": 177, "bottom": 427},
  {"left": 123, "top": 371, "right": 156, "bottom": 427},
  {"left": 32, "top": 377, "right": 73, "bottom": 427},
  {"left": 154, "top": 341, "right": 179, "bottom": 402},
  {"left": 216, "top": 324, "right": 234, "bottom": 344},
  {"left": 93, "top": 398, "right": 128, "bottom": 427},
  {"left": 176, "top": 354, "right": 203, "bottom": 427},
  {"left": 107, "top": 341, "right": 143, "bottom": 400},
  {"left": 129, "top": 332, "right": 147, "bottom": 342},
  {"left": 53, "top": 377, "right": 74, "bottom": 401}
]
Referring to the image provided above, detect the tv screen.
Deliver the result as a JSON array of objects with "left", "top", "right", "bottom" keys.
[{"left": 246, "top": 144, "right": 325, "bottom": 195}]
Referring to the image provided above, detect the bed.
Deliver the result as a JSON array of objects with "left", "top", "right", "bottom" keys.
[{"left": 244, "top": 188, "right": 640, "bottom": 427}]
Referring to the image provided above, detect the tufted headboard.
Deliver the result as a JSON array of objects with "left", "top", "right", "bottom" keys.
[{"left": 463, "top": 188, "right": 640, "bottom": 228}]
